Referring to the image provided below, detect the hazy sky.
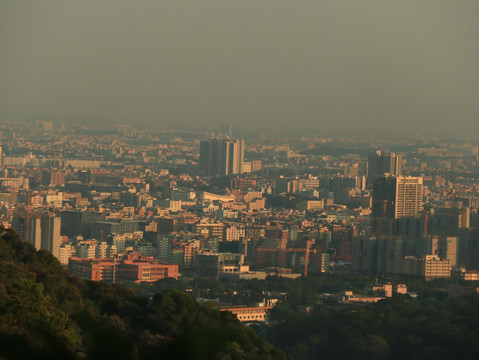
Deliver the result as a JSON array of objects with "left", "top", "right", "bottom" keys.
[{"left": 1, "top": 1, "right": 478, "bottom": 136}]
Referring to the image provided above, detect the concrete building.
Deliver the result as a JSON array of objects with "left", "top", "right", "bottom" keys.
[
  {"left": 68, "top": 257, "right": 118, "bottom": 283},
  {"left": 195, "top": 253, "right": 244, "bottom": 278},
  {"left": 196, "top": 222, "right": 225, "bottom": 242},
  {"left": 12, "top": 213, "right": 61, "bottom": 259},
  {"left": 76, "top": 241, "right": 97, "bottom": 258},
  {"left": 157, "top": 235, "right": 173, "bottom": 262},
  {"left": 119, "top": 258, "right": 179, "bottom": 282},
  {"left": 119, "top": 191, "right": 141, "bottom": 208},
  {"left": 59, "top": 243, "right": 76, "bottom": 265},
  {"left": 225, "top": 224, "right": 246, "bottom": 241},
  {"left": 0, "top": 145, "right": 3, "bottom": 172},
  {"left": 200, "top": 138, "right": 244, "bottom": 176},
  {"left": 299, "top": 199, "right": 324, "bottom": 211},
  {"left": 372, "top": 175, "right": 423, "bottom": 233},
  {"left": 220, "top": 300, "right": 275, "bottom": 323},
  {"left": 68, "top": 256, "right": 178, "bottom": 283},
  {"left": 41, "top": 171, "right": 65, "bottom": 186},
  {"left": 424, "top": 255, "right": 451, "bottom": 280},
  {"left": 12, "top": 214, "right": 42, "bottom": 250},
  {"left": 275, "top": 178, "right": 298, "bottom": 194},
  {"left": 428, "top": 235, "right": 458, "bottom": 268},
  {"left": 60, "top": 210, "right": 106, "bottom": 238},
  {"left": 367, "top": 150, "right": 402, "bottom": 187},
  {"left": 402, "top": 255, "right": 451, "bottom": 280},
  {"left": 91, "top": 219, "right": 139, "bottom": 240},
  {"left": 45, "top": 193, "right": 63, "bottom": 207}
]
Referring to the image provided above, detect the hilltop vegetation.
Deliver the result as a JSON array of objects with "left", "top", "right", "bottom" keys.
[
  {"left": 264, "top": 294, "right": 479, "bottom": 360},
  {"left": 0, "top": 227, "right": 289, "bottom": 360}
]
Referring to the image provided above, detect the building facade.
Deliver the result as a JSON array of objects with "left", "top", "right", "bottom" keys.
[{"left": 200, "top": 138, "right": 245, "bottom": 176}]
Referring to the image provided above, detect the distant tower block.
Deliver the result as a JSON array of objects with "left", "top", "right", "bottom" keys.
[
  {"left": 0, "top": 144, "right": 4, "bottom": 172},
  {"left": 367, "top": 150, "right": 402, "bottom": 187},
  {"left": 372, "top": 175, "right": 423, "bottom": 233},
  {"left": 200, "top": 138, "right": 244, "bottom": 176}
]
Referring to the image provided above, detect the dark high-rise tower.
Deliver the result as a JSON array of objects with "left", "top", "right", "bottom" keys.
[
  {"left": 200, "top": 138, "right": 244, "bottom": 176},
  {"left": 12, "top": 212, "right": 61, "bottom": 259},
  {"left": 40, "top": 214, "right": 61, "bottom": 259},
  {"left": 367, "top": 150, "right": 402, "bottom": 187},
  {"left": 0, "top": 144, "right": 4, "bottom": 172}
]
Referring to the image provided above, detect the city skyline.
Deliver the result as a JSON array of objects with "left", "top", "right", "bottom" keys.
[
  {"left": 1, "top": 2, "right": 479, "bottom": 359},
  {"left": 0, "top": 118, "right": 479, "bottom": 359}
]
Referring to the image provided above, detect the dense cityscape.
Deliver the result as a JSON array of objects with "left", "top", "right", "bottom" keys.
[
  {"left": 2, "top": 1, "right": 479, "bottom": 358},
  {"left": 1, "top": 118, "right": 479, "bottom": 358}
]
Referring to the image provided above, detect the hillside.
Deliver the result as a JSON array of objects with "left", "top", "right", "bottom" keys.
[{"left": 0, "top": 226, "right": 289, "bottom": 360}]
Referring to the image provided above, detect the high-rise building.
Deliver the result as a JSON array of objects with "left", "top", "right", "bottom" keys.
[
  {"left": 12, "top": 214, "right": 42, "bottom": 249},
  {"left": 41, "top": 214, "right": 61, "bottom": 259},
  {"left": 372, "top": 175, "right": 423, "bottom": 233},
  {"left": 0, "top": 145, "right": 4, "bottom": 172},
  {"left": 41, "top": 170, "right": 65, "bottom": 186},
  {"left": 367, "top": 150, "right": 402, "bottom": 187},
  {"left": 394, "top": 176, "right": 423, "bottom": 218},
  {"left": 200, "top": 138, "right": 244, "bottom": 176},
  {"left": 12, "top": 212, "right": 61, "bottom": 259}
]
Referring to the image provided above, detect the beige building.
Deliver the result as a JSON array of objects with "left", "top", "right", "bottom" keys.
[
  {"left": 424, "top": 255, "right": 451, "bottom": 280},
  {"left": 299, "top": 199, "right": 324, "bottom": 211},
  {"left": 453, "top": 269, "right": 479, "bottom": 281},
  {"left": 220, "top": 299, "right": 276, "bottom": 322},
  {"left": 225, "top": 224, "right": 245, "bottom": 241},
  {"left": 372, "top": 175, "right": 423, "bottom": 233},
  {"left": 403, "top": 255, "right": 450, "bottom": 280},
  {"left": 395, "top": 176, "right": 423, "bottom": 218}
]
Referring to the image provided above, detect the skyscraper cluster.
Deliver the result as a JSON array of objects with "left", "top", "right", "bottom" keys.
[{"left": 200, "top": 138, "right": 244, "bottom": 176}]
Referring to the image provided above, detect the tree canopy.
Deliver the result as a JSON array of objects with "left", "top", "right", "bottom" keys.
[{"left": 0, "top": 226, "right": 289, "bottom": 360}]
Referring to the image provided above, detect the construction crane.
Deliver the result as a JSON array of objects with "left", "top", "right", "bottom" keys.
[{"left": 255, "top": 239, "right": 316, "bottom": 277}]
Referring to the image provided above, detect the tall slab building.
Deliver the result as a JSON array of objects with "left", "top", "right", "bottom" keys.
[
  {"left": 372, "top": 175, "right": 423, "bottom": 233},
  {"left": 12, "top": 212, "right": 61, "bottom": 259},
  {"left": 41, "top": 214, "right": 61, "bottom": 259},
  {"left": 0, "top": 145, "right": 4, "bottom": 172},
  {"left": 200, "top": 138, "right": 244, "bottom": 176}
]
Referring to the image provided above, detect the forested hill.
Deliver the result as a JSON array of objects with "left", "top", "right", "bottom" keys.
[
  {"left": 0, "top": 227, "right": 289, "bottom": 360},
  {"left": 265, "top": 287, "right": 479, "bottom": 360}
]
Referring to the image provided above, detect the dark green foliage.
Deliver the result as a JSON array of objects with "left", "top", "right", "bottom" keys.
[
  {"left": 265, "top": 295, "right": 479, "bottom": 360},
  {"left": 0, "top": 227, "right": 289, "bottom": 360}
]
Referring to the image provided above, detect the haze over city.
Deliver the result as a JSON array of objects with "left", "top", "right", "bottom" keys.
[
  {"left": 1, "top": 0, "right": 479, "bottom": 136},
  {"left": 3, "top": 2, "right": 479, "bottom": 359}
]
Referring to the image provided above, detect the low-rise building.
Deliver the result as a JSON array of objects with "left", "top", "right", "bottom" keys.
[
  {"left": 68, "top": 256, "right": 179, "bottom": 283},
  {"left": 220, "top": 299, "right": 276, "bottom": 323}
]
